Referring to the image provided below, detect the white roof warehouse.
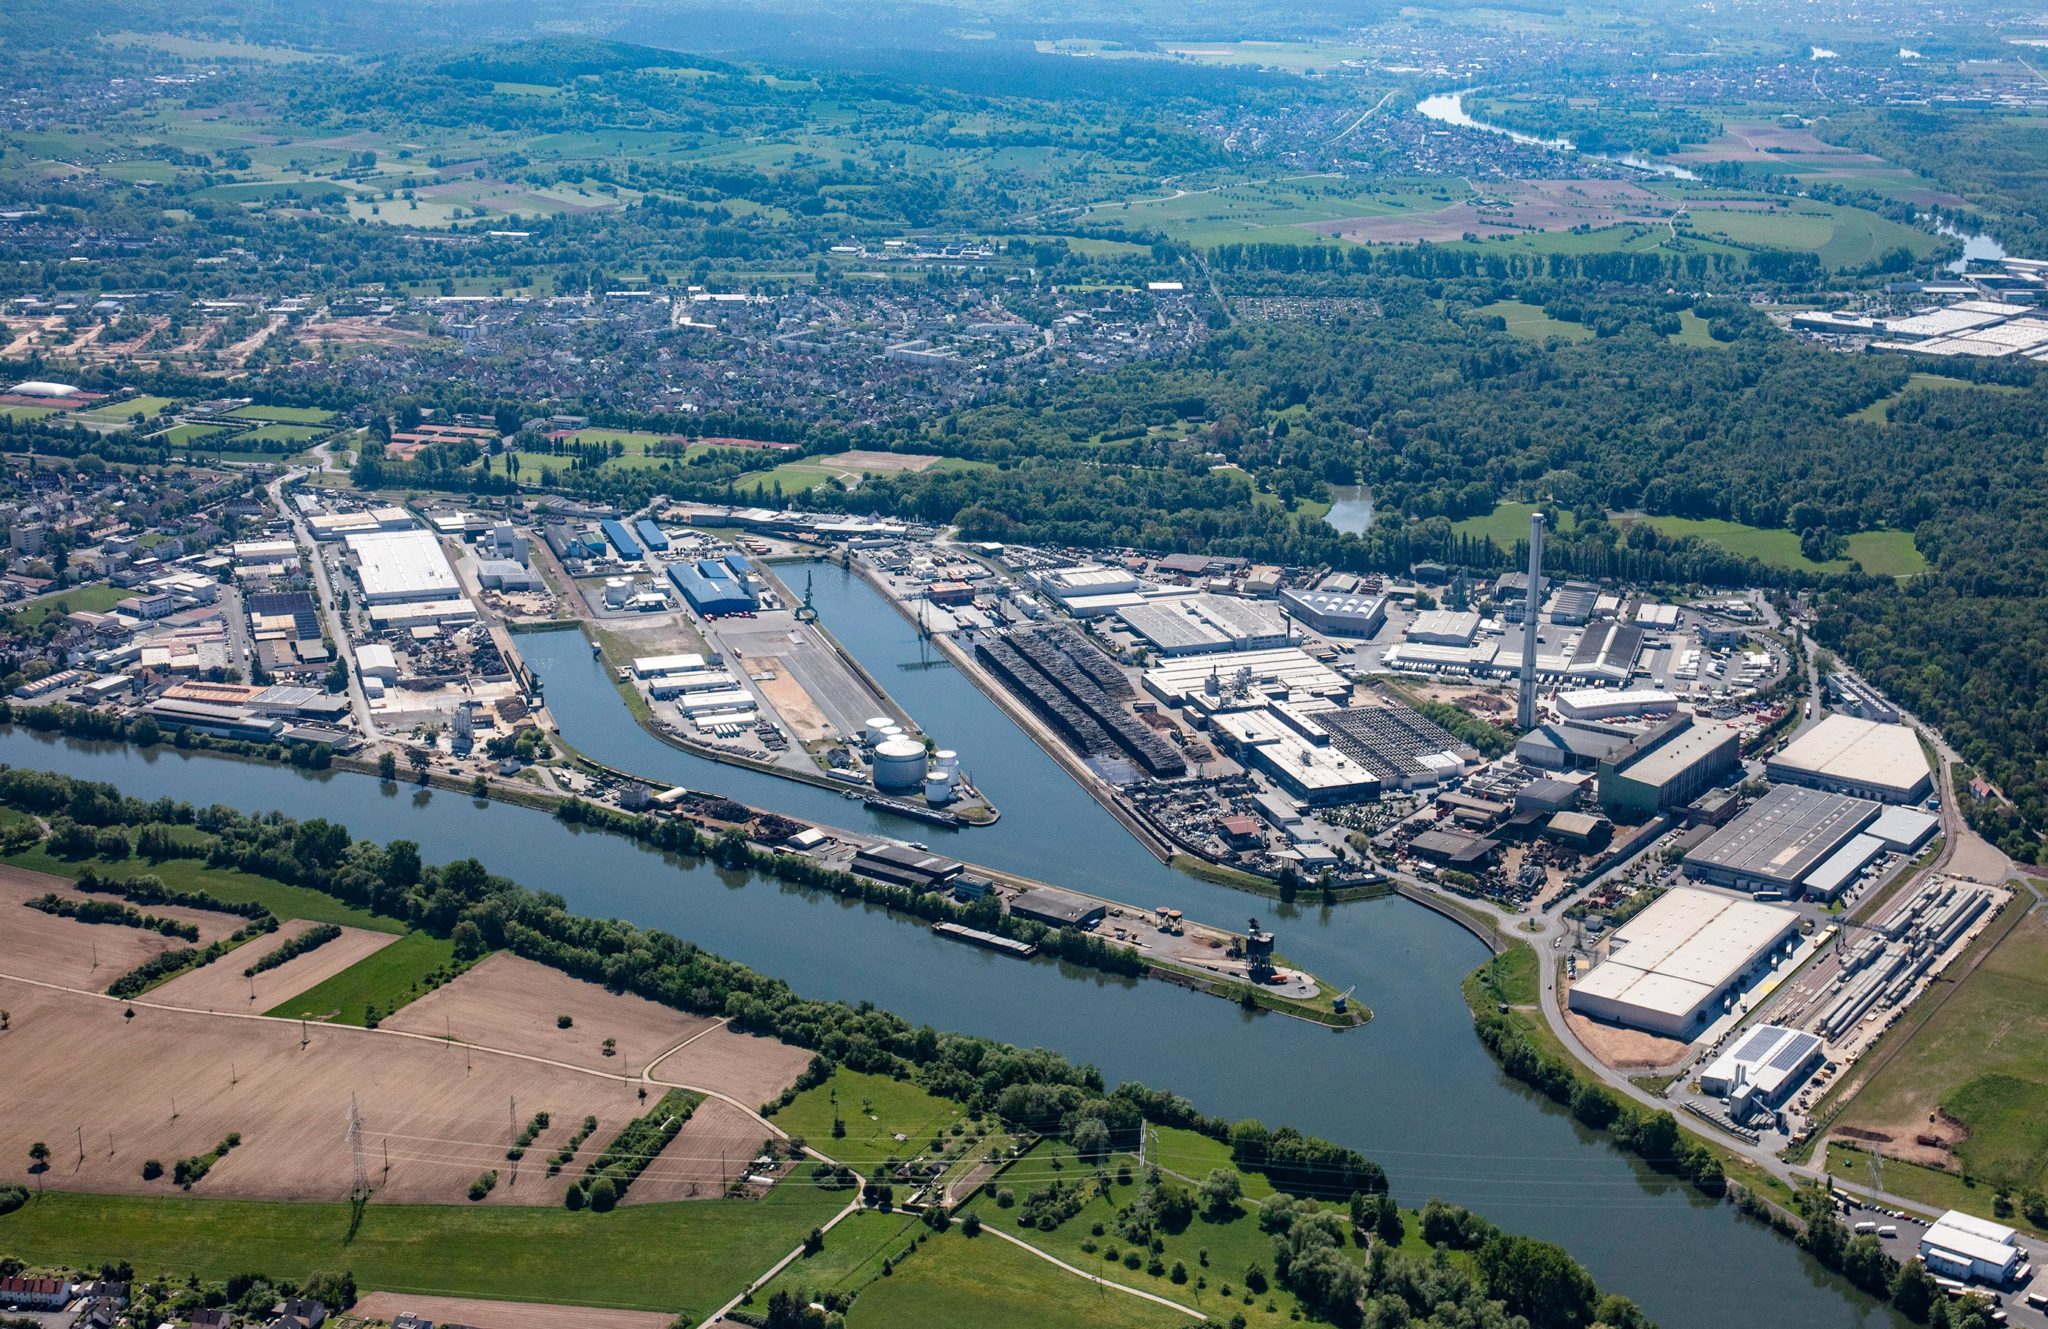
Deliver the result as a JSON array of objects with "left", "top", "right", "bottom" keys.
[{"left": 346, "top": 530, "right": 461, "bottom": 604}]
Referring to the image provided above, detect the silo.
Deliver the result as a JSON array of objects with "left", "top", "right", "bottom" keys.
[
  {"left": 872, "top": 737, "right": 929, "bottom": 791},
  {"left": 923, "top": 770, "right": 956, "bottom": 804},
  {"left": 931, "top": 749, "right": 960, "bottom": 778},
  {"left": 863, "top": 716, "right": 893, "bottom": 745}
]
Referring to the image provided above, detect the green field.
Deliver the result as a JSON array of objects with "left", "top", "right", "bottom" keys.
[
  {"left": 3, "top": 583, "right": 129, "bottom": 626},
  {"left": 982, "top": 1130, "right": 1322, "bottom": 1329},
  {"left": 1471, "top": 298, "right": 1592, "bottom": 342},
  {"left": 1848, "top": 373, "right": 2024, "bottom": 425},
  {"left": 1449, "top": 501, "right": 1579, "bottom": 546},
  {"left": 846, "top": 1225, "right": 1190, "bottom": 1329},
  {"left": 1680, "top": 200, "right": 1940, "bottom": 270},
  {"left": 773, "top": 1069, "right": 967, "bottom": 1159},
  {"left": 1835, "top": 910, "right": 2048, "bottom": 1203},
  {"left": 1667, "top": 310, "right": 1724, "bottom": 348},
  {"left": 3, "top": 844, "right": 403, "bottom": 933},
  {"left": 1621, "top": 514, "right": 1928, "bottom": 577},
  {"left": 76, "top": 395, "right": 178, "bottom": 423},
  {"left": 228, "top": 404, "right": 337, "bottom": 425},
  {"left": 263, "top": 930, "right": 460, "bottom": 1024},
  {"left": 1085, "top": 179, "right": 1443, "bottom": 248},
  {"left": 0, "top": 1186, "right": 843, "bottom": 1317},
  {"left": 759, "top": 1208, "right": 926, "bottom": 1304},
  {"left": 240, "top": 423, "right": 328, "bottom": 444},
  {"left": 733, "top": 455, "right": 983, "bottom": 498},
  {"left": 160, "top": 423, "right": 230, "bottom": 446},
  {"left": 0, "top": 404, "right": 57, "bottom": 422}
]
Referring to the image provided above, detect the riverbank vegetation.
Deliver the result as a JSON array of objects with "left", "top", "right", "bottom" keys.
[{"left": 0, "top": 764, "right": 1649, "bottom": 1328}]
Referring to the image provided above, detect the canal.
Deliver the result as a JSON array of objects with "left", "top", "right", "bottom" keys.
[{"left": 0, "top": 564, "right": 1906, "bottom": 1328}]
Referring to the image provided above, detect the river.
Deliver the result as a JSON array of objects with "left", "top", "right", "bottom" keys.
[
  {"left": 1413, "top": 91, "right": 1701, "bottom": 182},
  {"left": 0, "top": 561, "right": 1906, "bottom": 1328}
]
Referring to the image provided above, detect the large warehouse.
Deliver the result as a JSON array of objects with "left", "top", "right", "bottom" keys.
[
  {"left": 1596, "top": 714, "right": 1741, "bottom": 819},
  {"left": 667, "top": 560, "right": 758, "bottom": 616},
  {"left": 345, "top": 530, "right": 461, "bottom": 604},
  {"left": 1278, "top": 586, "right": 1387, "bottom": 638},
  {"left": 1766, "top": 713, "right": 1932, "bottom": 803},
  {"left": 1567, "top": 888, "right": 1802, "bottom": 1038},
  {"left": 1683, "top": 784, "right": 1881, "bottom": 897}
]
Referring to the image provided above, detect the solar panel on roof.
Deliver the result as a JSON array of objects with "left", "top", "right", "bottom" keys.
[
  {"left": 1732, "top": 1026, "right": 1780, "bottom": 1061},
  {"left": 1767, "top": 1032, "right": 1820, "bottom": 1073}
]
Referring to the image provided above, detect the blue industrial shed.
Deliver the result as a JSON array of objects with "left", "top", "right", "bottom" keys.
[
  {"left": 634, "top": 519, "right": 670, "bottom": 552},
  {"left": 668, "top": 562, "right": 757, "bottom": 615},
  {"left": 600, "top": 519, "right": 643, "bottom": 560}
]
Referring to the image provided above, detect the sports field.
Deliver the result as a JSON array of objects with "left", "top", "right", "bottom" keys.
[
  {"left": 3, "top": 583, "right": 129, "bottom": 626},
  {"left": 734, "top": 451, "right": 979, "bottom": 497},
  {"left": 229, "top": 404, "right": 337, "bottom": 425},
  {"left": 76, "top": 395, "right": 178, "bottom": 423}
]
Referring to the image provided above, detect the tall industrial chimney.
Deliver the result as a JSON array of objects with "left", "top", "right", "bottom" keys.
[{"left": 1517, "top": 511, "right": 1546, "bottom": 731}]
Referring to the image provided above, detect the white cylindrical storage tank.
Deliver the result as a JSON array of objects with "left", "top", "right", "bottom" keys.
[
  {"left": 931, "top": 749, "right": 959, "bottom": 777},
  {"left": 872, "top": 737, "right": 929, "bottom": 791},
  {"left": 923, "top": 771, "right": 956, "bottom": 804},
  {"left": 863, "top": 716, "right": 892, "bottom": 745}
]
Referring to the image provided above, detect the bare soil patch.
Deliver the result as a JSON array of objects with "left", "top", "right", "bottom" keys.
[
  {"left": 150, "top": 922, "right": 399, "bottom": 1013},
  {"left": 0, "top": 866, "right": 250, "bottom": 989},
  {"left": 742, "top": 654, "right": 834, "bottom": 743},
  {"left": 1564, "top": 1008, "right": 1690, "bottom": 1070},
  {"left": 622, "top": 1097, "right": 775, "bottom": 1203},
  {"left": 830, "top": 449, "right": 944, "bottom": 473},
  {"left": 651, "top": 1024, "right": 814, "bottom": 1108},
  {"left": 382, "top": 952, "right": 716, "bottom": 1075},
  {"left": 351, "top": 1293, "right": 673, "bottom": 1329},
  {"left": 0, "top": 976, "right": 646, "bottom": 1205}
]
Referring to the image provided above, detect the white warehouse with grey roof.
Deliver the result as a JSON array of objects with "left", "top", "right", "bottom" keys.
[{"left": 1567, "top": 888, "right": 1802, "bottom": 1038}]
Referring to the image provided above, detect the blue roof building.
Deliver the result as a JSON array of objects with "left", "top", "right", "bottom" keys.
[
  {"left": 634, "top": 519, "right": 670, "bottom": 552},
  {"left": 600, "top": 519, "right": 643, "bottom": 560}
]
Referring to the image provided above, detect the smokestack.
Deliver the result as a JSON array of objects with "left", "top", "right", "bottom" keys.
[{"left": 1518, "top": 512, "right": 1545, "bottom": 730}]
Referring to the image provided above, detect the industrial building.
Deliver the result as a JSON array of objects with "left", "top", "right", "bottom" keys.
[
  {"left": 1118, "top": 594, "right": 1289, "bottom": 655},
  {"left": 633, "top": 518, "right": 670, "bottom": 552},
  {"left": 1555, "top": 687, "right": 1678, "bottom": 721},
  {"left": 1567, "top": 888, "right": 1802, "bottom": 1038},
  {"left": 1405, "top": 609, "right": 1481, "bottom": 646},
  {"left": 1563, "top": 620, "right": 1644, "bottom": 684},
  {"left": 1766, "top": 714, "right": 1933, "bottom": 803},
  {"left": 1517, "top": 717, "right": 1642, "bottom": 771},
  {"left": 1918, "top": 1211, "right": 2024, "bottom": 1286},
  {"left": 1008, "top": 885, "right": 1108, "bottom": 929},
  {"left": 1547, "top": 583, "right": 1600, "bottom": 626},
  {"left": 477, "top": 559, "right": 542, "bottom": 591},
  {"left": 1316, "top": 704, "right": 1471, "bottom": 790},
  {"left": 1597, "top": 715, "right": 1742, "bottom": 819},
  {"left": 1683, "top": 785, "right": 1881, "bottom": 897},
  {"left": 600, "top": 519, "right": 644, "bottom": 560},
  {"left": 1278, "top": 586, "right": 1387, "bottom": 638},
  {"left": 1141, "top": 649, "right": 1349, "bottom": 711},
  {"left": 1410, "top": 828, "right": 1499, "bottom": 868},
  {"left": 1209, "top": 707, "right": 1381, "bottom": 804},
  {"left": 851, "top": 843, "right": 963, "bottom": 891},
  {"left": 307, "top": 506, "right": 414, "bottom": 540},
  {"left": 1698, "top": 1024, "right": 1823, "bottom": 1122},
  {"left": 667, "top": 559, "right": 758, "bottom": 616},
  {"left": 345, "top": 530, "right": 462, "bottom": 605}
]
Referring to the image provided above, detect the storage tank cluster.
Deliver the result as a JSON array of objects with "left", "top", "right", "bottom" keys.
[
  {"left": 1820, "top": 880, "right": 1992, "bottom": 1040},
  {"left": 872, "top": 737, "right": 929, "bottom": 791}
]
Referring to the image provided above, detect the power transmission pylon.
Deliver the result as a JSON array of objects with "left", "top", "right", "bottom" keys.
[{"left": 347, "top": 1095, "right": 370, "bottom": 1203}]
